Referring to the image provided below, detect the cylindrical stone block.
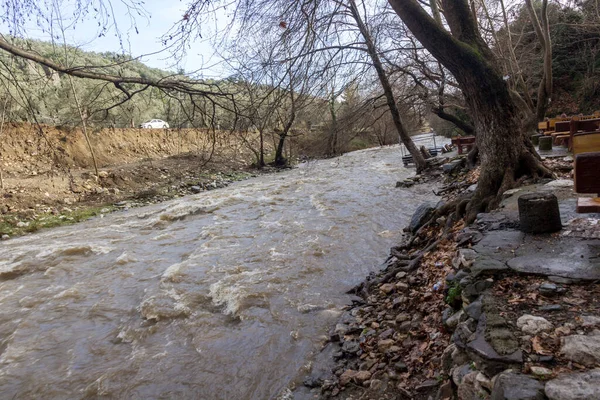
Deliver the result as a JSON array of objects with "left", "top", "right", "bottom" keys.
[
  {"left": 539, "top": 136, "right": 553, "bottom": 151},
  {"left": 518, "top": 192, "right": 562, "bottom": 233},
  {"left": 531, "top": 134, "right": 543, "bottom": 146}
]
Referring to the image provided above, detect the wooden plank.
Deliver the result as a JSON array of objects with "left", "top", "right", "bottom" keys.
[
  {"left": 572, "top": 132, "right": 600, "bottom": 156},
  {"left": 577, "top": 197, "right": 600, "bottom": 213}
]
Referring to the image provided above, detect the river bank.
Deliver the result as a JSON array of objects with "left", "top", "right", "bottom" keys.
[{"left": 306, "top": 156, "right": 600, "bottom": 400}]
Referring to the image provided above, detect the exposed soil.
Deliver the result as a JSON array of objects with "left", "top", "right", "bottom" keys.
[{"left": 0, "top": 122, "right": 268, "bottom": 238}]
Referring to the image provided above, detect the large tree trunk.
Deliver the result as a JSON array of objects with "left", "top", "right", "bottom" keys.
[
  {"left": 388, "top": 0, "right": 552, "bottom": 220},
  {"left": 348, "top": 0, "right": 427, "bottom": 173}
]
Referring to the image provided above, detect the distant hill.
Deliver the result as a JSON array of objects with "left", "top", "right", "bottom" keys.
[{"left": 0, "top": 38, "right": 214, "bottom": 128}]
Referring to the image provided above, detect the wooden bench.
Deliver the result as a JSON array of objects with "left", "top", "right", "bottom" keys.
[
  {"left": 573, "top": 132, "right": 600, "bottom": 213},
  {"left": 451, "top": 136, "right": 476, "bottom": 154},
  {"left": 566, "top": 118, "right": 600, "bottom": 150}
]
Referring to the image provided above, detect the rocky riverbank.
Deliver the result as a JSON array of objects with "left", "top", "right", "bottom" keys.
[{"left": 301, "top": 156, "right": 600, "bottom": 400}]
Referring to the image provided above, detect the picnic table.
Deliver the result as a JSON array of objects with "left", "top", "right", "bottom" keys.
[
  {"left": 451, "top": 136, "right": 476, "bottom": 155},
  {"left": 573, "top": 131, "right": 600, "bottom": 213}
]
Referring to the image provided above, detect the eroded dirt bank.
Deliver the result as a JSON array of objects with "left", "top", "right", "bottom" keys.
[{"left": 0, "top": 123, "right": 262, "bottom": 237}]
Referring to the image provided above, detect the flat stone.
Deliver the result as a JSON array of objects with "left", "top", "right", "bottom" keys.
[
  {"left": 190, "top": 185, "right": 202, "bottom": 193},
  {"left": 491, "top": 371, "right": 546, "bottom": 400},
  {"left": 517, "top": 315, "right": 553, "bottom": 335},
  {"left": 508, "top": 240, "right": 600, "bottom": 280},
  {"left": 561, "top": 335, "right": 600, "bottom": 366},
  {"left": 470, "top": 254, "right": 509, "bottom": 277},
  {"left": 473, "top": 230, "right": 524, "bottom": 253},
  {"left": 503, "top": 188, "right": 522, "bottom": 198},
  {"left": 548, "top": 276, "right": 580, "bottom": 285},
  {"left": 545, "top": 369, "right": 600, "bottom": 400},
  {"left": 466, "top": 314, "right": 523, "bottom": 377},
  {"left": 545, "top": 179, "right": 574, "bottom": 188}
]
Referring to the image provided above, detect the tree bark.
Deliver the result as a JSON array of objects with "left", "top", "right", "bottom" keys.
[
  {"left": 349, "top": 0, "right": 427, "bottom": 173},
  {"left": 525, "top": 0, "right": 552, "bottom": 121},
  {"left": 388, "top": 0, "right": 552, "bottom": 220},
  {"left": 431, "top": 106, "right": 474, "bottom": 135}
]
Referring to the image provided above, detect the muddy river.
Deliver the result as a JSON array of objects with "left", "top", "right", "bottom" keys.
[{"left": 0, "top": 141, "right": 445, "bottom": 399}]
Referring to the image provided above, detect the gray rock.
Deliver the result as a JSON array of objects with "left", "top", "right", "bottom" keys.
[
  {"left": 466, "top": 314, "right": 523, "bottom": 377},
  {"left": 539, "top": 283, "right": 558, "bottom": 296},
  {"left": 441, "top": 344, "right": 457, "bottom": 373},
  {"left": 443, "top": 159, "right": 464, "bottom": 174},
  {"left": 581, "top": 315, "right": 600, "bottom": 328},
  {"left": 465, "top": 298, "right": 483, "bottom": 320},
  {"left": 190, "top": 185, "right": 202, "bottom": 193},
  {"left": 491, "top": 371, "right": 546, "bottom": 400},
  {"left": 452, "top": 320, "right": 476, "bottom": 349},
  {"left": 342, "top": 340, "right": 361, "bottom": 355},
  {"left": 0, "top": 234, "right": 9, "bottom": 241},
  {"left": 471, "top": 256, "right": 509, "bottom": 277},
  {"left": 452, "top": 363, "right": 475, "bottom": 386},
  {"left": 545, "top": 369, "right": 600, "bottom": 400},
  {"left": 457, "top": 371, "right": 483, "bottom": 400},
  {"left": 463, "top": 280, "right": 494, "bottom": 303},
  {"left": 442, "top": 307, "right": 454, "bottom": 326},
  {"left": 548, "top": 276, "right": 580, "bottom": 285},
  {"left": 452, "top": 345, "right": 471, "bottom": 366},
  {"left": 445, "top": 310, "right": 465, "bottom": 330},
  {"left": 517, "top": 315, "right": 553, "bottom": 335},
  {"left": 408, "top": 203, "right": 435, "bottom": 233},
  {"left": 560, "top": 335, "right": 600, "bottom": 366},
  {"left": 507, "top": 240, "right": 600, "bottom": 280}
]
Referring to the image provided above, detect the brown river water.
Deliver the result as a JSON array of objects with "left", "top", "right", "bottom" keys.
[{"left": 0, "top": 141, "right": 445, "bottom": 399}]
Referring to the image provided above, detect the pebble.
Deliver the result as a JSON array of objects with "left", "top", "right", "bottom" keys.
[
  {"left": 539, "top": 282, "right": 559, "bottom": 296},
  {"left": 530, "top": 366, "right": 553, "bottom": 378},
  {"left": 380, "top": 283, "right": 395, "bottom": 294}
]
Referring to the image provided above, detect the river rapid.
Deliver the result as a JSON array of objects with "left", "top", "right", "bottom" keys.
[{"left": 0, "top": 142, "right": 445, "bottom": 399}]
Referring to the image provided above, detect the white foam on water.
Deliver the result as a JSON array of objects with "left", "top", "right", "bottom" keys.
[
  {"left": 161, "top": 261, "right": 187, "bottom": 282},
  {"left": 309, "top": 194, "right": 330, "bottom": 216},
  {"left": 138, "top": 289, "right": 192, "bottom": 321},
  {"left": 115, "top": 252, "right": 138, "bottom": 265}
]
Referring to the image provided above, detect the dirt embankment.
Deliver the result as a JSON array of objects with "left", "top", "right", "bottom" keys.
[{"left": 0, "top": 123, "right": 263, "bottom": 237}]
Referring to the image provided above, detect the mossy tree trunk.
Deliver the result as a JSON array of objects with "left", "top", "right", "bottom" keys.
[{"left": 388, "top": 0, "right": 553, "bottom": 221}]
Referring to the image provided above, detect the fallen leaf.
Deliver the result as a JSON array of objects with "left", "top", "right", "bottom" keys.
[{"left": 532, "top": 336, "right": 552, "bottom": 355}]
